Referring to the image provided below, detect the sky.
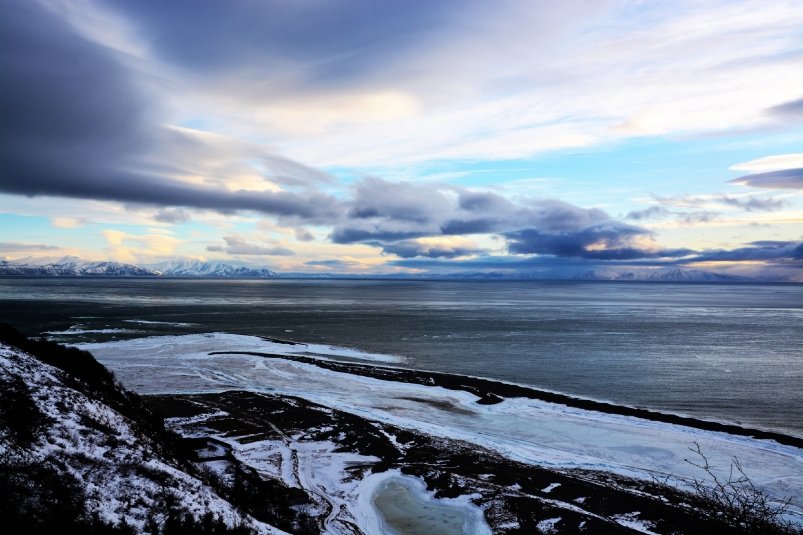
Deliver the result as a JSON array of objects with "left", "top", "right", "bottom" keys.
[{"left": 1, "top": 0, "right": 802, "bottom": 279}]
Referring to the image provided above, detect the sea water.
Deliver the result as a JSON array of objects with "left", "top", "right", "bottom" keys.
[{"left": 0, "top": 278, "right": 800, "bottom": 437}]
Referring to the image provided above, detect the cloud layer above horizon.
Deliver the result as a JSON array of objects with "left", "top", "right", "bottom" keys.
[{"left": 1, "top": 0, "right": 801, "bottom": 280}]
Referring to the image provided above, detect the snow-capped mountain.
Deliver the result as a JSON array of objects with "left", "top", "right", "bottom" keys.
[
  {"left": 0, "top": 257, "right": 279, "bottom": 278},
  {"left": 0, "top": 256, "right": 157, "bottom": 277},
  {"left": 151, "top": 260, "right": 278, "bottom": 278}
]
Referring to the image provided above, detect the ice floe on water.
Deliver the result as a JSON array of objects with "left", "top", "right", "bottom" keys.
[{"left": 73, "top": 333, "right": 803, "bottom": 521}]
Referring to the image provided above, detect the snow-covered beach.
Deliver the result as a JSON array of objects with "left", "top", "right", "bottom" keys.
[{"left": 73, "top": 332, "right": 803, "bottom": 530}]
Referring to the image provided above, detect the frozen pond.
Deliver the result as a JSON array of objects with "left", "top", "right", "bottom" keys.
[{"left": 370, "top": 473, "right": 491, "bottom": 535}]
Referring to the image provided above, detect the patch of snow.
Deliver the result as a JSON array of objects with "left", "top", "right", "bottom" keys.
[
  {"left": 536, "top": 516, "right": 562, "bottom": 533},
  {"left": 542, "top": 482, "right": 561, "bottom": 493},
  {"left": 611, "top": 512, "right": 659, "bottom": 534}
]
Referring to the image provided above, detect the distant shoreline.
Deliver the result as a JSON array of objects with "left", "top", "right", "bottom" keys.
[{"left": 1, "top": 275, "right": 800, "bottom": 284}]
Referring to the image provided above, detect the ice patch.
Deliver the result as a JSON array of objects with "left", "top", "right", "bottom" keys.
[
  {"left": 300, "top": 343, "right": 407, "bottom": 364},
  {"left": 542, "top": 482, "right": 561, "bottom": 493},
  {"left": 611, "top": 512, "right": 658, "bottom": 534},
  {"left": 355, "top": 470, "right": 492, "bottom": 535},
  {"left": 123, "top": 319, "right": 199, "bottom": 327},
  {"left": 74, "top": 332, "right": 405, "bottom": 365},
  {"left": 45, "top": 328, "right": 141, "bottom": 335}
]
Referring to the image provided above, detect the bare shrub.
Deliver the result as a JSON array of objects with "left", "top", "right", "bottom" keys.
[{"left": 684, "top": 442, "right": 800, "bottom": 534}]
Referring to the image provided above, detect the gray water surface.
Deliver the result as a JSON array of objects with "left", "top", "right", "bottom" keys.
[{"left": 1, "top": 278, "right": 800, "bottom": 436}]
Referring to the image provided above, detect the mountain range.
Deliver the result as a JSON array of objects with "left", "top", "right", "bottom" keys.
[
  {"left": 0, "top": 256, "right": 790, "bottom": 281},
  {"left": 0, "top": 257, "right": 278, "bottom": 278}
]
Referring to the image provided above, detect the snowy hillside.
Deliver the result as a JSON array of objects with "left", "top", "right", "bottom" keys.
[{"left": 0, "top": 331, "right": 286, "bottom": 534}]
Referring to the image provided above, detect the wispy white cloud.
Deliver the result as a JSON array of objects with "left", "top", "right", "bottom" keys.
[{"left": 731, "top": 153, "right": 803, "bottom": 173}]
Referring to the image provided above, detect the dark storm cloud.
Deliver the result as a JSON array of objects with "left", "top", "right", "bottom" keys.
[
  {"left": 105, "top": 0, "right": 463, "bottom": 89},
  {"left": 502, "top": 224, "right": 680, "bottom": 260},
  {"left": 729, "top": 169, "right": 803, "bottom": 190},
  {"left": 382, "top": 240, "right": 485, "bottom": 259},
  {"left": 389, "top": 241, "right": 802, "bottom": 273},
  {"left": 690, "top": 241, "right": 803, "bottom": 263},
  {"left": 330, "top": 177, "right": 664, "bottom": 260},
  {"left": 206, "top": 236, "right": 295, "bottom": 256},
  {"left": 331, "top": 177, "right": 622, "bottom": 244},
  {"left": 0, "top": 0, "right": 342, "bottom": 221}
]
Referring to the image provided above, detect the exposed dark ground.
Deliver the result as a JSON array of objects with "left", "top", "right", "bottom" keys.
[{"left": 149, "top": 390, "right": 758, "bottom": 534}]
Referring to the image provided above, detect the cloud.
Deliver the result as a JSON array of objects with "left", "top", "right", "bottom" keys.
[
  {"left": 503, "top": 225, "right": 691, "bottom": 260},
  {"left": 304, "top": 259, "right": 367, "bottom": 271},
  {"left": 330, "top": 177, "right": 669, "bottom": 260},
  {"left": 729, "top": 168, "right": 803, "bottom": 190},
  {"left": 106, "top": 0, "right": 467, "bottom": 87},
  {"left": 153, "top": 209, "right": 190, "bottom": 224},
  {"left": 0, "top": 242, "right": 60, "bottom": 252},
  {"left": 730, "top": 153, "right": 803, "bottom": 173},
  {"left": 36, "top": 0, "right": 799, "bottom": 171},
  {"left": 294, "top": 228, "right": 315, "bottom": 242},
  {"left": 626, "top": 206, "right": 670, "bottom": 220},
  {"left": 690, "top": 241, "right": 802, "bottom": 263},
  {"left": 721, "top": 196, "right": 786, "bottom": 211},
  {"left": 382, "top": 237, "right": 485, "bottom": 259},
  {"left": 389, "top": 241, "right": 802, "bottom": 273},
  {"left": 678, "top": 211, "right": 720, "bottom": 225},
  {"left": 332, "top": 177, "right": 623, "bottom": 243},
  {"left": 766, "top": 97, "right": 803, "bottom": 119},
  {"left": 101, "top": 229, "right": 183, "bottom": 262},
  {"left": 0, "top": 0, "right": 342, "bottom": 222},
  {"left": 51, "top": 217, "right": 89, "bottom": 228},
  {"left": 655, "top": 193, "right": 788, "bottom": 211},
  {"left": 206, "top": 236, "right": 295, "bottom": 256}
]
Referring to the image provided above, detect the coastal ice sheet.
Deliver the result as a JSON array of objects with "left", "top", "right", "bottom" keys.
[
  {"left": 74, "top": 331, "right": 405, "bottom": 365},
  {"left": 75, "top": 333, "right": 803, "bottom": 521}
]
